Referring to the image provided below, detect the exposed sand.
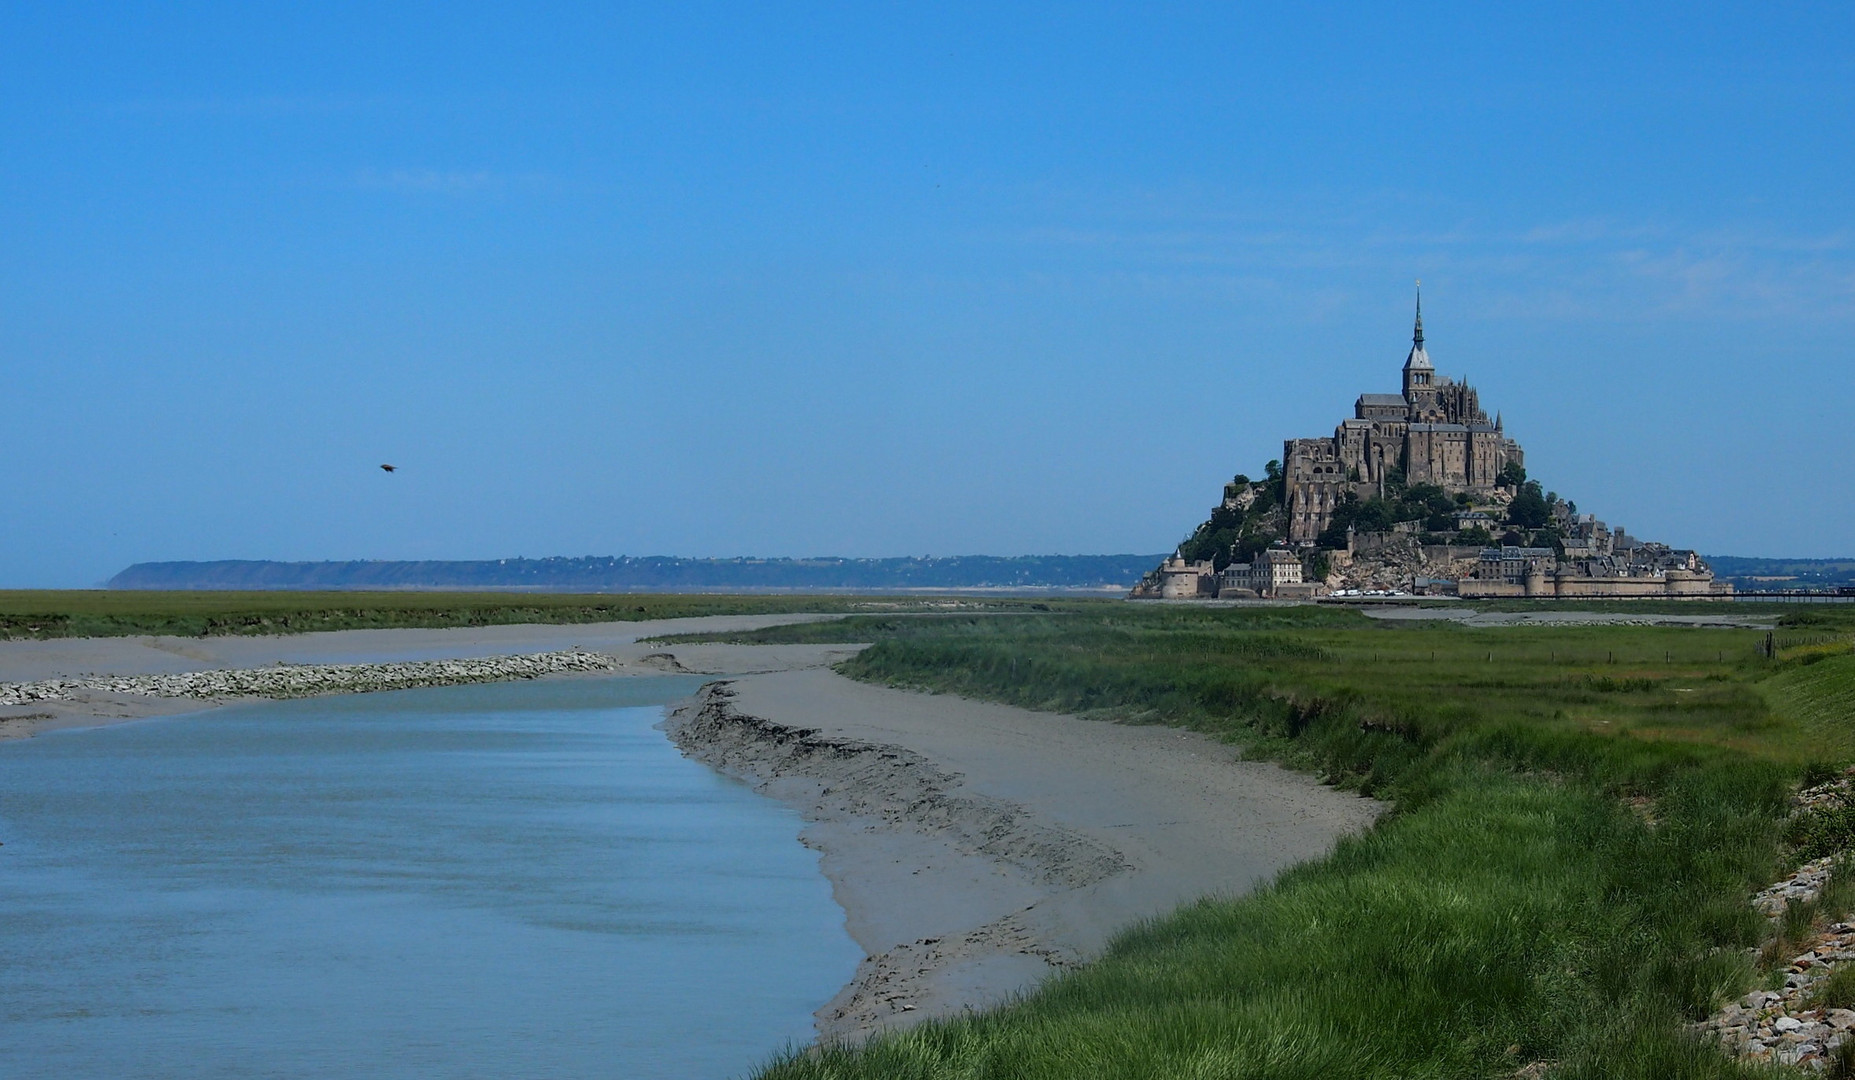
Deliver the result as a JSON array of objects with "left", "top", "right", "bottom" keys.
[
  {"left": 0, "top": 618, "right": 1382, "bottom": 1046},
  {"left": 661, "top": 663, "right": 1382, "bottom": 1041}
]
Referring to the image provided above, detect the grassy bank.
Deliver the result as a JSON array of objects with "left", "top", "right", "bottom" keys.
[
  {"left": 684, "top": 603, "right": 1855, "bottom": 1078},
  {"left": 0, "top": 590, "right": 1027, "bottom": 641}
]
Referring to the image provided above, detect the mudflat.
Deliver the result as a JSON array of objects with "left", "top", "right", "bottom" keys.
[{"left": 663, "top": 663, "right": 1382, "bottom": 1041}]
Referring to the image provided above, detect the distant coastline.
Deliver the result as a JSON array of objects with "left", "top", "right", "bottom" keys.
[
  {"left": 105, "top": 555, "right": 1167, "bottom": 593},
  {"left": 1705, "top": 556, "right": 1855, "bottom": 594}
]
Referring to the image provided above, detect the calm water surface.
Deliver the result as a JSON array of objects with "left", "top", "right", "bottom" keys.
[{"left": 0, "top": 676, "right": 860, "bottom": 1079}]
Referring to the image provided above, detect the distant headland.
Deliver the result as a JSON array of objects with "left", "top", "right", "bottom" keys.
[
  {"left": 106, "top": 554, "right": 1167, "bottom": 593},
  {"left": 1136, "top": 290, "right": 1740, "bottom": 601}
]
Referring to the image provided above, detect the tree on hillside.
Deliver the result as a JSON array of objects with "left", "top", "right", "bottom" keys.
[
  {"left": 1316, "top": 493, "right": 1360, "bottom": 549},
  {"left": 1403, "top": 484, "right": 1456, "bottom": 531},
  {"left": 1304, "top": 550, "right": 1331, "bottom": 583},
  {"left": 1507, "top": 481, "right": 1550, "bottom": 530},
  {"left": 1498, "top": 462, "right": 1527, "bottom": 489},
  {"left": 1175, "top": 471, "right": 1286, "bottom": 570}
]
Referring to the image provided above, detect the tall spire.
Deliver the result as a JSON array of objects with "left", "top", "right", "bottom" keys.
[{"left": 1402, "top": 278, "right": 1434, "bottom": 390}]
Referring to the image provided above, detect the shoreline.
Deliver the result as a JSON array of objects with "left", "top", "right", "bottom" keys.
[
  {"left": 659, "top": 666, "right": 1384, "bottom": 1043},
  {"left": 0, "top": 619, "right": 1384, "bottom": 1049}
]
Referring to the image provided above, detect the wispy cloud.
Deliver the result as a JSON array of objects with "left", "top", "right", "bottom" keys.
[
  {"left": 350, "top": 168, "right": 507, "bottom": 195},
  {"left": 99, "top": 95, "right": 380, "bottom": 119},
  {"left": 974, "top": 187, "right": 1855, "bottom": 324}
]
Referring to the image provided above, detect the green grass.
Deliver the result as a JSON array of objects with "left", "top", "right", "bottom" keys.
[
  {"left": 1764, "top": 653, "right": 1855, "bottom": 759},
  {"left": 1810, "top": 961, "right": 1855, "bottom": 1012},
  {"left": 661, "top": 603, "right": 1855, "bottom": 1079},
  {"left": 0, "top": 590, "right": 1032, "bottom": 641}
]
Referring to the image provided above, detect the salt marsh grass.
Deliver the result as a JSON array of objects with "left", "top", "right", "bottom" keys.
[{"left": 712, "top": 603, "right": 1855, "bottom": 1078}]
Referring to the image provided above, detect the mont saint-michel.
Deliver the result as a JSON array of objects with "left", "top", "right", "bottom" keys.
[{"left": 1135, "top": 292, "right": 1726, "bottom": 601}]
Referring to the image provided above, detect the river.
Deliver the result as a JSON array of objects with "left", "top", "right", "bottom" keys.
[{"left": 0, "top": 675, "right": 859, "bottom": 1079}]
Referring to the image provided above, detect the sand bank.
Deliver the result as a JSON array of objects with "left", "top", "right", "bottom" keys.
[
  {"left": 661, "top": 663, "right": 1383, "bottom": 1042},
  {"left": 0, "top": 614, "right": 847, "bottom": 739}
]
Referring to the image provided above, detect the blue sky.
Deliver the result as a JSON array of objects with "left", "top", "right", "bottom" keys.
[{"left": 4, "top": 3, "right": 1852, "bottom": 585}]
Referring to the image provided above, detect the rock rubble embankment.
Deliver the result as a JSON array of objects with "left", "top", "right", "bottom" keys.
[
  {"left": 1695, "top": 857, "right": 1851, "bottom": 1070},
  {"left": 0, "top": 649, "right": 619, "bottom": 706},
  {"left": 1696, "top": 771, "right": 1855, "bottom": 1072}
]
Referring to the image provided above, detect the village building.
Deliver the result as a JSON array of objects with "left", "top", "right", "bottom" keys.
[
  {"left": 1217, "top": 547, "right": 1307, "bottom": 598},
  {"left": 1149, "top": 555, "right": 1217, "bottom": 599},
  {"left": 1132, "top": 548, "right": 1319, "bottom": 600},
  {"left": 1460, "top": 542, "right": 1722, "bottom": 598}
]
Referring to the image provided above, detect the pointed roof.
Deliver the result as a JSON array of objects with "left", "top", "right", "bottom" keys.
[{"left": 1403, "top": 283, "right": 1433, "bottom": 371}]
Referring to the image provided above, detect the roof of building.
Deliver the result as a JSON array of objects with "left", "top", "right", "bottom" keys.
[
  {"left": 1357, "top": 393, "right": 1408, "bottom": 407},
  {"left": 1408, "top": 422, "right": 1470, "bottom": 433}
]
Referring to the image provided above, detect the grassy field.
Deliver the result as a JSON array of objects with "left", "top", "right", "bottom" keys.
[
  {"left": 0, "top": 590, "right": 1035, "bottom": 641},
  {"left": 670, "top": 602, "right": 1855, "bottom": 1079}
]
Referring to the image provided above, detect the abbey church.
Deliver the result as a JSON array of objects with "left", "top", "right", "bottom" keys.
[
  {"left": 1284, "top": 293, "right": 1525, "bottom": 542},
  {"left": 1132, "top": 289, "right": 1725, "bottom": 601}
]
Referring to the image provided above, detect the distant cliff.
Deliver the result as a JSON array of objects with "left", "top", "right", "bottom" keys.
[{"left": 106, "top": 555, "right": 1167, "bottom": 592}]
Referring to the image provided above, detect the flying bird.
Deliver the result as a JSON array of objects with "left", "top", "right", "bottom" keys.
[{"left": 380, "top": 464, "right": 397, "bottom": 473}]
